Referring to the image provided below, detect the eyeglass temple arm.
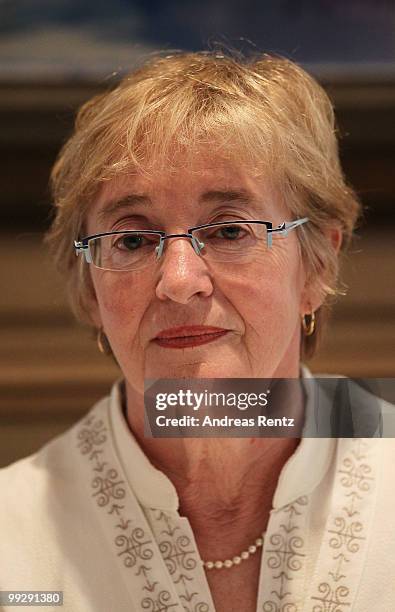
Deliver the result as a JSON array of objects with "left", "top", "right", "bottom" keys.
[
  {"left": 74, "top": 240, "right": 93, "bottom": 263},
  {"left": 269, "top": 217, "right": 309, "bottom": 237}
]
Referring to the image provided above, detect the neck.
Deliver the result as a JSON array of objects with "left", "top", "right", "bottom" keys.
[{"left": 123, "top": 380, "right": 303, "bottom": 541}]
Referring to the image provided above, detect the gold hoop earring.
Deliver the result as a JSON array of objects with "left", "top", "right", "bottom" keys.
[
  {"left": 97, "top": 328, "right": 112, "bottom": 355},
  {"left": 302, "top": 311, "right": 316, "bottom": 336}
]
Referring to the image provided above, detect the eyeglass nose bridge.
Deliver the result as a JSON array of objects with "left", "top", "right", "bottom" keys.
[{"left": 154, "top": 232, "right": 205, "bottom": 260}]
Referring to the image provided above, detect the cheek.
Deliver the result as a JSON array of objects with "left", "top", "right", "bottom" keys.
[
  {"left": 225, "top": 247, "right": 304, "bottom": 334},
  {"left": 92, "top": 271, "right": 148, "bottom": 336}
]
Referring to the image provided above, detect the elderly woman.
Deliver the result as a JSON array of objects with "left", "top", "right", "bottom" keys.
[{"left": 0, "top": 52, "right": 394, "bottom": 612}]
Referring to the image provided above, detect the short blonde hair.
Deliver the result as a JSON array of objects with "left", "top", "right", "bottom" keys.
[{"left": 46, "top": 50, "right": 361, "bottom": 359}]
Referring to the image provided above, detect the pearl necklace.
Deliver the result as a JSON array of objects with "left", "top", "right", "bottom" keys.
[{"left": 202, "top": 532, "right": 266, "bottom": 570}]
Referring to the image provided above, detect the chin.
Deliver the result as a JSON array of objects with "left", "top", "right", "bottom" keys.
[{"left": 145, "top": 361, "right": 238, "bottom": 379}]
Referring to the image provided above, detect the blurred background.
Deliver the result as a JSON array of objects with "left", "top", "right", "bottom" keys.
[{"left": 1, "top": 0, "right": 394, "bottom": 466}]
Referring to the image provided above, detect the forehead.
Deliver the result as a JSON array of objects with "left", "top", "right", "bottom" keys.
[{"left": 86, "top": 151, "right": 288, "bottom": 231}]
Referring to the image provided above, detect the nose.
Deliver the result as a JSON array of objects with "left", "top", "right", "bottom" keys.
[{"left": 155, "top": 235, "right": 214, "bottom": 304}]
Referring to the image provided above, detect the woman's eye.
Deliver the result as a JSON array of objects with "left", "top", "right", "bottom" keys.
[
  {"left": 214, "top": 224, "right": 247, "bottom": 240},
  {"left": 114, "top": 235, "right": 147, "bottom": 250}
]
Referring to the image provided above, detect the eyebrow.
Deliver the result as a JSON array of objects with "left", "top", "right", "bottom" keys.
[
  {"left": 97, "top": 188, "right": 262, "bottom": 225},
  {"left": 200, "top": 189, "right": 257, "bottom": 206},
  {"left": 97, "top": 194, "right": 151, "bottom": 225}
]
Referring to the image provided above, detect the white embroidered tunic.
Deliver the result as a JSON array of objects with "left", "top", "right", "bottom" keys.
[{"left": 1, "top": 368, "right": 394, "bottom": 611}]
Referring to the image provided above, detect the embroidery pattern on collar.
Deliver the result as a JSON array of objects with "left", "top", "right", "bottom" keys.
[
  {"left": 76, "top": 410, "right": 181, "bottom": 611},
  {"left": 261, "top": 495, "right": 309, "bottom": 611},
  {"left": 308, "top": 438, "right": 379, "bottom": 611},
  {"left": 146, "top": 509, "right": 213, "bottom": 612}
]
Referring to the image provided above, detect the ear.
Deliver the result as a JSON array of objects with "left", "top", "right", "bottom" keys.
[
  {"left": 327, "top": 223, "right": 343, "bottom": 256},
  {"left": 300, "top": 222, "right": 343, "bottom": 315}
]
